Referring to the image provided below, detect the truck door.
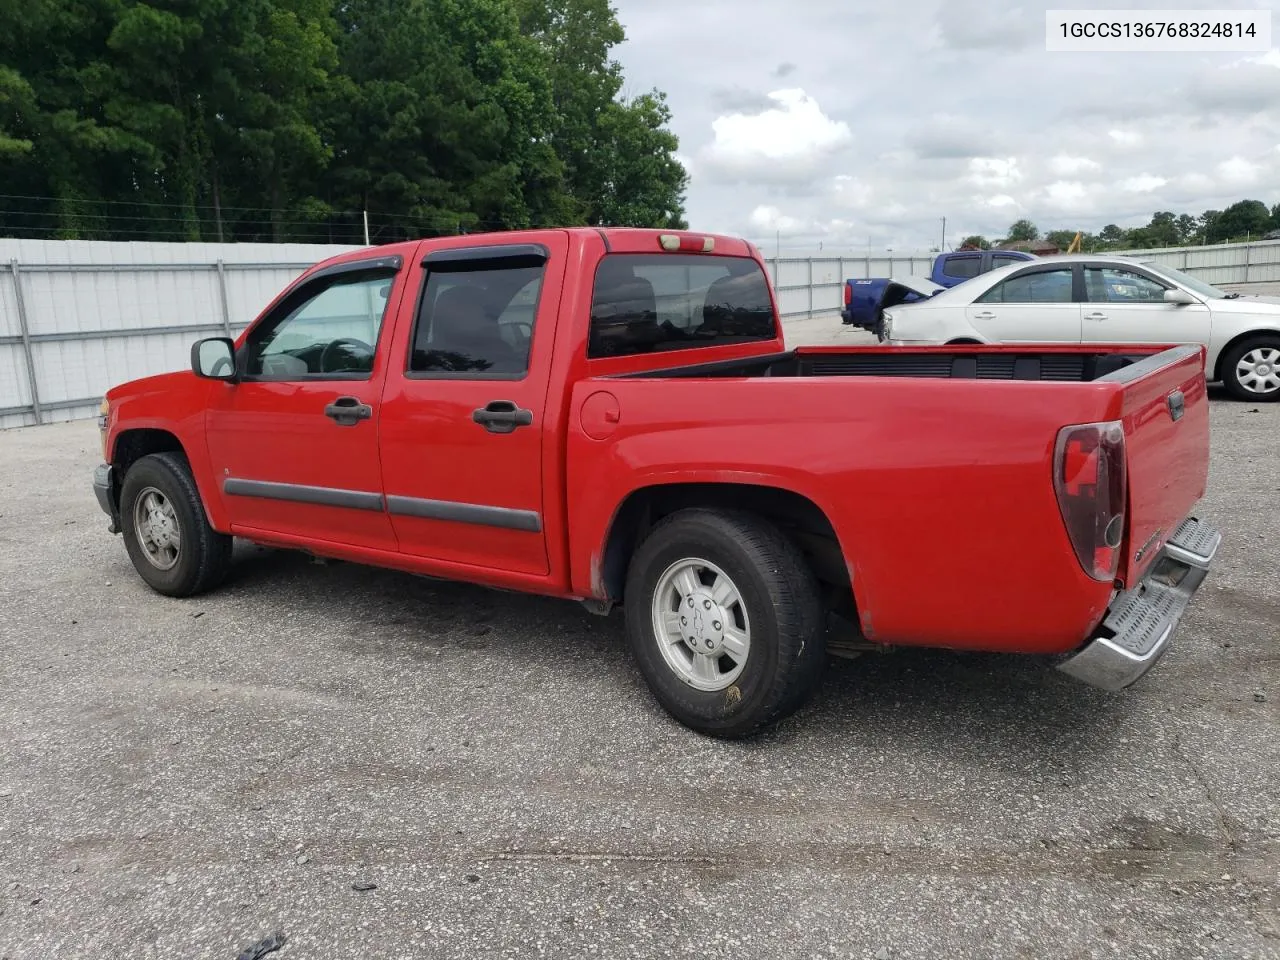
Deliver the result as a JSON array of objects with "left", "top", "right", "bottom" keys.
[
  {"left": 377, "top": 237, "right": 569, "bottom": 576},
  {"left": 203, "top": 254, "right": 407, "bottom": 551}
]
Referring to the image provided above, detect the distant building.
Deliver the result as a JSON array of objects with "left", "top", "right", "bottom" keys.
[{"left": 995, "top": 239, "right": 1061, "bottom": 255}]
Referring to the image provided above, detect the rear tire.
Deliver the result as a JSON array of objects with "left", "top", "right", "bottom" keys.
[
  {"left": 1220, "top": 334, "right": 1280, "bottom": 402},
  {"left": 623, "top": 508, "right": 826, "bottom": 738},
  {"left": 119, "top": 452, "right": 233, "bottom": 597}
]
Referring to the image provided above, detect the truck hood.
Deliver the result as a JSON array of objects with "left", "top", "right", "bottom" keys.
[{"left": 105, "top": 369, "right": 198, "bottom": 403}]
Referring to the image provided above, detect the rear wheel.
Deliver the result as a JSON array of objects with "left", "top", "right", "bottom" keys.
[
  {"left": 1221, "top": 335, "right": 1280, "bottom": 402},
  {"left": 623, "top": 508, "right": 826, "bottom": 738},
  {"left": 119, "top": 452, "right": 233, "bottom": 597}
]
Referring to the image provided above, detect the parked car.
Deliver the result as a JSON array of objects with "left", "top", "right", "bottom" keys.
[
  {"left": 881, "top": 253, "right": 1280, "bottom": 401},
  {"left": 93, "top": 229, "right": 1219, "bottom": 738},
  {"left": 840, "top": 249, "right": 1037, "bottom": 334}
]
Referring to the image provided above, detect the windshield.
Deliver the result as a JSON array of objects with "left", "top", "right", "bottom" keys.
[{"left": 1141, "top": 261, "right": 1228, "bottom": 300}]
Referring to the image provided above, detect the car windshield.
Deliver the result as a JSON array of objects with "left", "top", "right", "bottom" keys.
[{"left": 1141, "top": 261, "right": 1228, "bottom": 300}]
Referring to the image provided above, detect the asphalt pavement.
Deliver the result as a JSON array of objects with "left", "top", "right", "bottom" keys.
[{"left": 1, "top": 324, "right": 1277, "bottom": 959}]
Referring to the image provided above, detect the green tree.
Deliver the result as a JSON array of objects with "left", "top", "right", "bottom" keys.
[
  {"left": 517, "top": 0, "right": 687, "bottom": 228},
  {"left": 958, "top": 235, "right": 990, "bottom": 250},
  {"left": 1098, "top": 224, "right": 1125, "bottom": 246},
  {"left": 1005, "top": 218, "right": 1039, "bottom": 242},
  {"left": 1175, "top": 213, "right": 1198, "bottom": 244},
  {"left": 1209, "top": 199, "right": 1270, "bottom": 242}
]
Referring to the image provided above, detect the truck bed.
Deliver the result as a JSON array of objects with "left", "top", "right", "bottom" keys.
[{"left": 614, "top": 344, "right": 1154, "bottom": 383}]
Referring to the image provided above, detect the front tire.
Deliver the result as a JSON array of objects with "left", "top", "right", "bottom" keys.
[
  {"left": 119, "top": 451, "right": 233, "bottom": 597},
  {"left": 623, "top": 508, "right": 826, "bottom": 738},
  {"left": 1221, "top": 334, "right": 1280, "bottom": 402}
]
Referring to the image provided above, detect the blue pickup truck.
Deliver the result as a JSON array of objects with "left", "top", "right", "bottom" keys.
[{"left": 840, "top": 249, "right": 1037, "bottom": 333}]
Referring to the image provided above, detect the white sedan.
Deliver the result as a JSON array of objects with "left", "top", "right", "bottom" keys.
[{"left": 882, "top": 254, "right": 1280, "bottom": 401}]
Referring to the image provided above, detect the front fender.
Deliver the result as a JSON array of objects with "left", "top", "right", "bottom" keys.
[{"left": 104, "top": 372, "right": 227, "bottom": 530}]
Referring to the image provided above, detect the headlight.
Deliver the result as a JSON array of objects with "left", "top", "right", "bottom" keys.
[{"left": 881, "top": 313, "right": 893, "bottom": 342}]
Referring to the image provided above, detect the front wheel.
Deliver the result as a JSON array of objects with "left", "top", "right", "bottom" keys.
[
  {"left": 623, "top": 508, "right": 826, "bottom": 738},
  {"left": 1221, "top": 335, "right": 1280, "bottom": 402},
  {"left": 119, "top": 452, "right": 233, "bottom": 597}
]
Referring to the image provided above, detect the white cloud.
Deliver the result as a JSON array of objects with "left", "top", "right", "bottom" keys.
[
  {"left": 748, "top": 205, "right": 812, "bottom": 237},
  {"left": 1120, "top": 174, "right": 1167, "bottom": 193},
  {"left": 1050, "top": 155, "right": 1101, "bottom": 176},
  {"left": 696, "top": 88, "right": 852, "bottom": 184},
  {"left": 829, "top": 175, "right": 873, "bottom": 210},
  {"left": 1043, "top": 181, "right": 1090, "bottom": 210},
  {"left": 1218, "top": 156, "right": 1262, "bottom": 185},
  {"left": 608, "top": 0, "right": 1280, "bottom": 251},
  {"left": 966, "top": 157, "right": 1021, "bottom": 188}
]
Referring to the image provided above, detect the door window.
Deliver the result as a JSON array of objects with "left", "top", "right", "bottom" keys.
[
  {"left": 991, "top": 254, "right": 1025, "bottom": 269},
  {"left": 1085, "top": 267, "right": 1169, "bottom": 303},
  {"left": 976, "top": 267, "right": 1075, "bottom": 304},
  {"left": 408, "top": 259, "right": 546, "bottom": 378},
  {"left": 243, "top": 267, "right": 398, "bottom": 379}
]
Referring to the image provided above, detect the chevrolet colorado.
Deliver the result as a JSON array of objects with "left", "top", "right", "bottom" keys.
[{"left": 93, "top": 228, "right": 1221, "bottom": 737}]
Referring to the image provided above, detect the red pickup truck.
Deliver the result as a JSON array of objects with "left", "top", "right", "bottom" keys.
[{"left": 93, "top": 227, "right": 1221, "bottom": 737}]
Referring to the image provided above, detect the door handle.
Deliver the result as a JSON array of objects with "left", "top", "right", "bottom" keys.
[
  {"left": 972, "top": 311, "right": 996, "bottom": 320},
  {"left": 324, "top": 395, "right": 373, "bottom": 426},
  {"left": 472, "top": 400, "right": 533, "bottom": 434},
  {"left": 1085, "top": 311, "right": 1108, "bottom": 320}
]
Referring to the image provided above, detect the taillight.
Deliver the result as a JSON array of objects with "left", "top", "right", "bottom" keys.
[
  {"left": 843, "top": 283, "right": 852, "bottom": 306},
  {"left": 1053, "top": 420, "right": 1127, "bottom": 581}
]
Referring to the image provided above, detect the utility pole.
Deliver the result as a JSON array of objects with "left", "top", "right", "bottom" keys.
[
  {"left": 363, "top": 209, "right": 370, "bottom": 246},
  {"left": 940, "top": 216, "right": 946, "bottom": 253}
]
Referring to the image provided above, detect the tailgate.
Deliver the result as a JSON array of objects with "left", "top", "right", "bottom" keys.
[{"left": 1105, "top": 345, "right": 1211, "bottom": 586}]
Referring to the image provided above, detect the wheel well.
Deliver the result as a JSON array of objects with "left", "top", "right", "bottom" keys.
[
  {"left": 1212, "top": 329, "right": 1280, "bottom": 382},
  {"left": 947, "top": 338, "right": 982, "bottom": 345},
  {"left": 112, "top": 428, "right": 185, "bottom": 479},
  {"left": 598, "top": 483, "right": 850, "bottom": 605}
]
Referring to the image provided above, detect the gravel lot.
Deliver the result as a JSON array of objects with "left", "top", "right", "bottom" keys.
[{"left": 1, "top": 321, "right": 1277, "bottom": 959}]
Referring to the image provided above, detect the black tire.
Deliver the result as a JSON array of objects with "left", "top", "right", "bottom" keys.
[
  {"left": 118, "top": 451, "right": 233, "bottom": 597},
  {"left": 623, "top": 508, "right": 826, "bottom": 739},
  {"left": 1220, "top": 334, "right": 1280, "bottom": 402}
]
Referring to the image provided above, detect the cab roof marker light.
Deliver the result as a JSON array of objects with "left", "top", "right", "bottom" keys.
[{"left": 659, "top": 234, "right": 714, "bottom": 253}]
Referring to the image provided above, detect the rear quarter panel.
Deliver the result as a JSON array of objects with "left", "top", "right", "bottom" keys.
[{"left": 566, "top": 374, "right": 1125, "bottom": 655}]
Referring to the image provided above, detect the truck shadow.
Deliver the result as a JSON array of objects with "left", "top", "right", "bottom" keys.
[{"left": 221, "top": 542, "right": 1158, "bottom": 779}]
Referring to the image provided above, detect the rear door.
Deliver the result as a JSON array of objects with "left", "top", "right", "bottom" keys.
[
  {"left": 964, "top": 262, "right": 1082, "bottom": 343},
  {"left": 1081, "top": 263, "right": 1211, "bottom": 346},
  {"left": 1104, "top": 344, "right": 1211, "bottom": 586},
  {"left": 376, "top": 236, "right": 569, "bottom": 576}
]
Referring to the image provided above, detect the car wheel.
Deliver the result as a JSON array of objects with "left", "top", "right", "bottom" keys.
[
  {"left": 119, "top": 451, "right": 233, "bottom": 597},
  {"left": 1221, "top": 335, "right": 1280, "bottom": 402},
  {"left": 623, "top": 508, "right": 826, "bottom": 738}
]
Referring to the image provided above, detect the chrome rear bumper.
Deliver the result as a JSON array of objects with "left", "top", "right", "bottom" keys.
[{"left": 1056, "top": 516, "right": 1221, "bottom": 692}]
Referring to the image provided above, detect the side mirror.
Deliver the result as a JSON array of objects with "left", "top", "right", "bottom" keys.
[
  {"left": 1164, "top": 288, "right": 1197, "bottom": 306},
  {"left": 191, "top": 337, "right": 238, "bottom": 380}
]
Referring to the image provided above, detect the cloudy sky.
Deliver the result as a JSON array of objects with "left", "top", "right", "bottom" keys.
[{"left": 610, "top": 0, "right": 1280, "bottom": 253}]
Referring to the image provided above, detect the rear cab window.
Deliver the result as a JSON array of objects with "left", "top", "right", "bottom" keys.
[
  {"left": 587, "top": 254, "right": 777, "bottom": 358},
  {"left": 941, "top": 256, "right": 981, "bottom": 280}
]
